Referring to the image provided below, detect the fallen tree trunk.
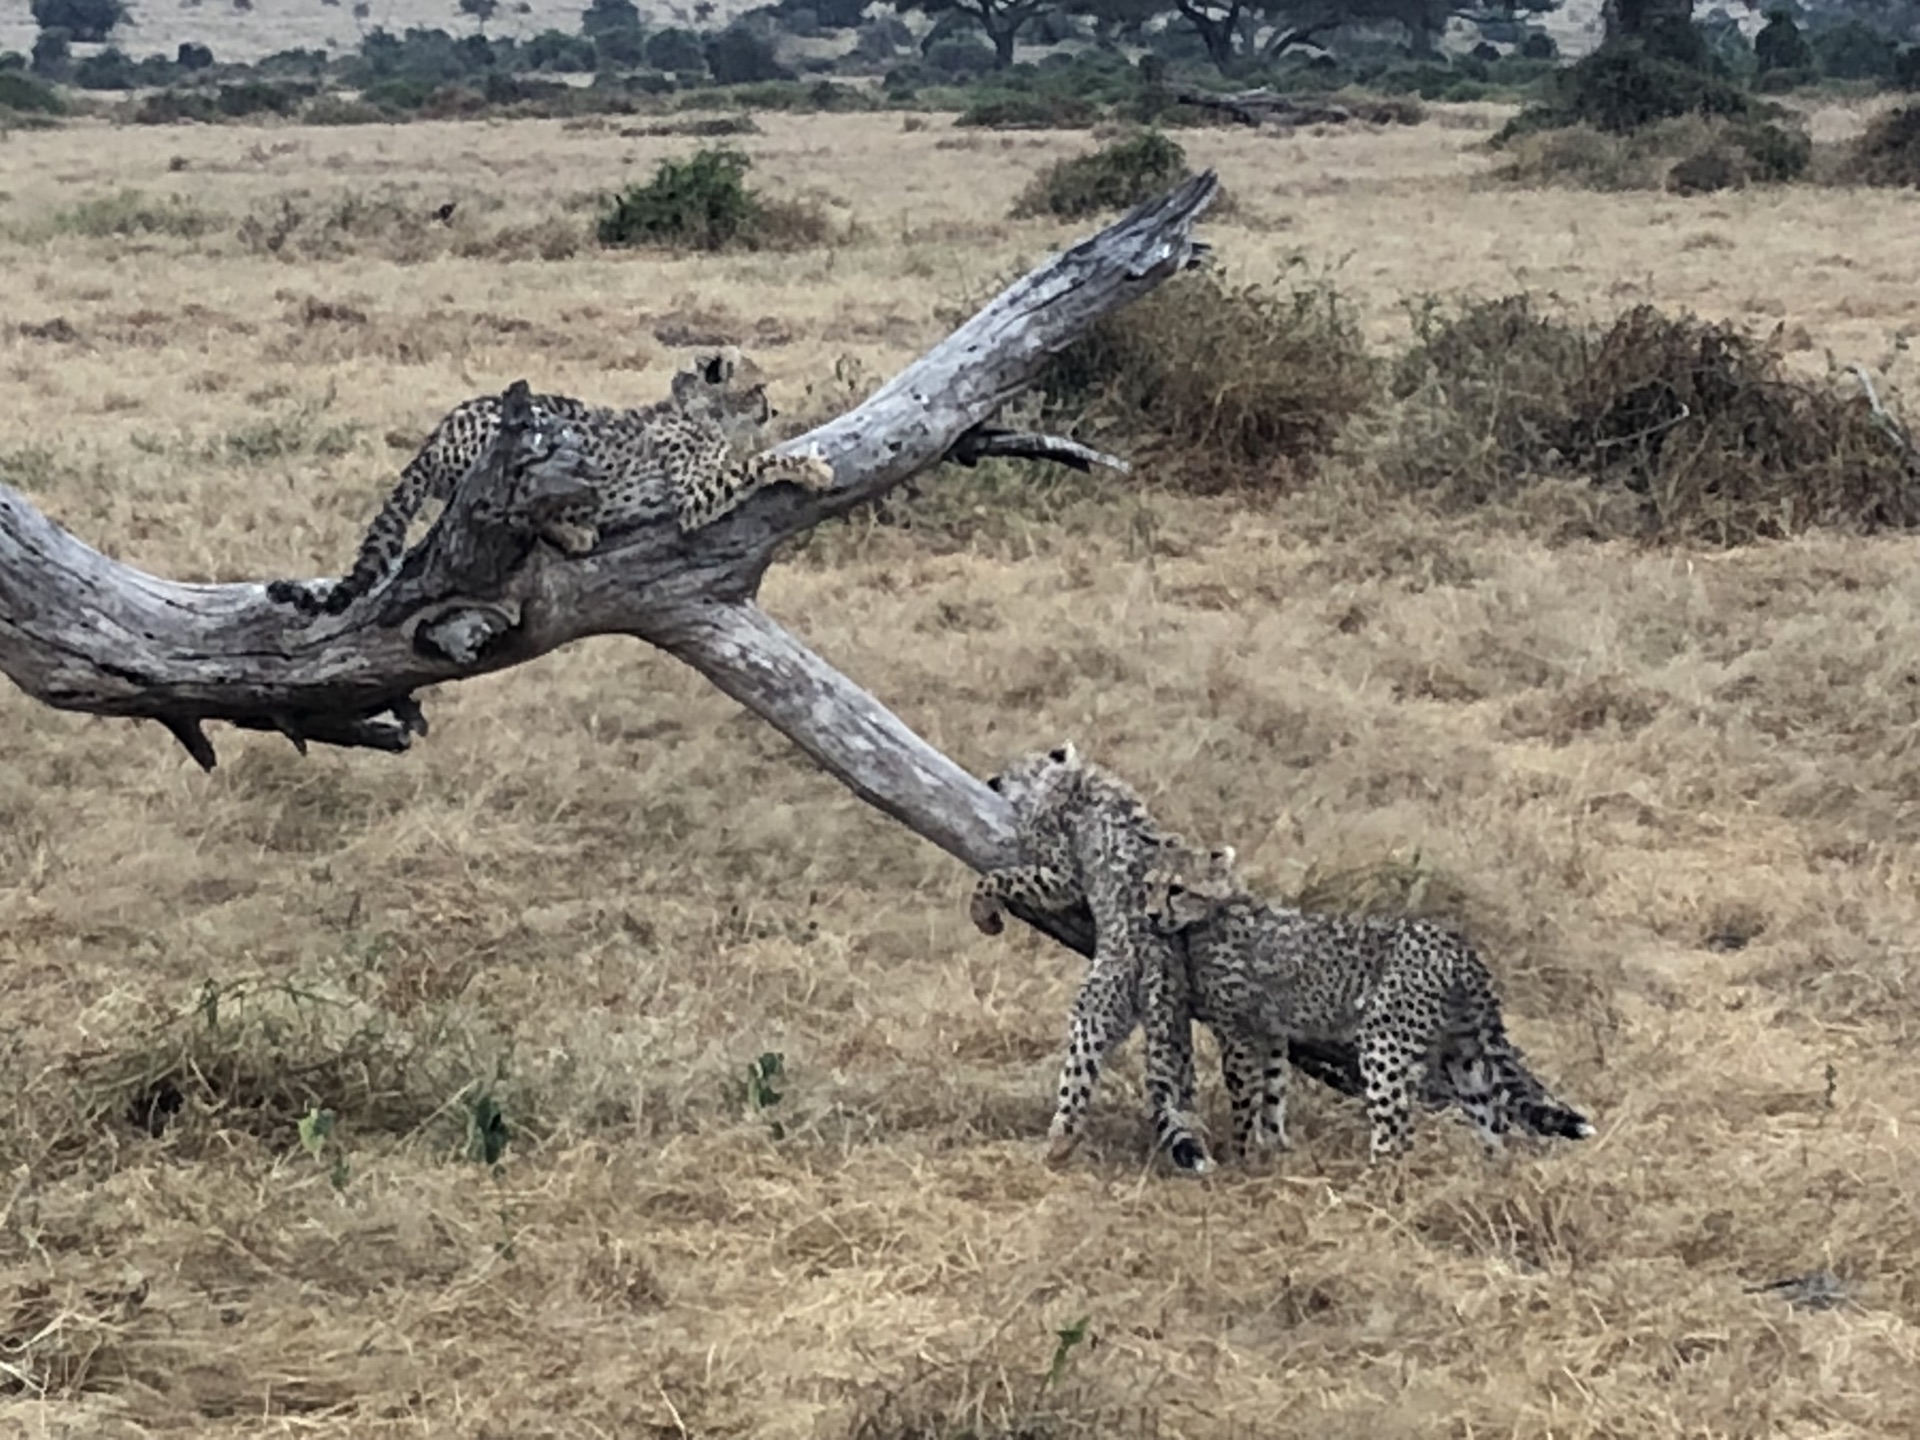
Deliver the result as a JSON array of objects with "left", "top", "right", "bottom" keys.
[
  {"left": 0, "top": 174, "right": 1367, "bottom": 1101},
  {"left": 1172, "top": 85, "right": 1356, "bottom": 128}
]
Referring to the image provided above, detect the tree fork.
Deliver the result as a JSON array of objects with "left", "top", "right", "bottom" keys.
[{"left": 0, "top": 173, "right": 1366, "bottom": 1101}]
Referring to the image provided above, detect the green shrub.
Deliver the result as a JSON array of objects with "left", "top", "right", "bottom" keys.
[
  {"left": 1034, "top": 269, "right": 1378, "bottom": 490},
  {"left": 0, "top": 69, "right": 64, "bottom": 114},
  {"left": 1813, "top": 20, "right": 1900, "bottom": 82},
  {"left": 706, "top": 25, "right": 789, "bottom": 84},
  {"left": 71, "top": 45, "right": 136, "bottom": 90},
  {"left": 1500, "top": 44, "right": 1756, "bottom": 140},
  {"left": 1011, "top": 130, "right": 1189, "bottom": 220},
  {"left": 957, "top": 93, "right": 1099, "bottom": 129},
  {"left": 524, "top": 29, "right": 595, "bottom": 71},
  {"left": 645, "top": 27, "right": 706, "bottom": 73},
  {"left": 1665, "top": 147, "right": 1739, "bottom": 194},
  {"left": 29, "top": 31, "right": 70, "bottom": 81},
  {"left": 1842, "top": 102, "right": 1920, "bottom": 186},
  {"left": 133, "top": 88, "right": 219, "bottom": 123},
  {"left": 303, "top": 94, "right": 389, "bottom": 125},
  {"left": 1753, "top": 10, "right": 1812, "bottom": 73},
  {"left": 1731, "top": 119, "right": 1810, "bottom": 181},
  {"left": 1897, "top": 46, "right": 1920, "bottom": 91},
  {"left": 1499, "top": 113, "right": 1809, "bottom": 192},
  {"left": 1381, "top": 295, "right": 1919, "bottom": 544},
  {"left": 595, "top": 146, "right": 832, "bottom": 250}
]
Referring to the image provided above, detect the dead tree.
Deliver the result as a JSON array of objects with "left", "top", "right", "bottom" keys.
[{"left": 0, "top": 174, "right": 1366, "bottom": 1101}]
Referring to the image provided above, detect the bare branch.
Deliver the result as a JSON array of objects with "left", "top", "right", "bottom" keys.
[
  {"left": 949, "top": 426, "right": 1131, "bottom": 475},
  {"left": 1850, "top": 363, "right": 1916, "bottom": 460}
]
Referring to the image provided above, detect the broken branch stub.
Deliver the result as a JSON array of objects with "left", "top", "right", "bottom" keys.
[{"left": 0, "top": 172, "right": 1369, "bottom": 1100}]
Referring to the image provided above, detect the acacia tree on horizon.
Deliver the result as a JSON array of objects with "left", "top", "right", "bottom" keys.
[
  {"left": 1069, "top": 0, "right": 1562, "bottom": 76},
  {"left": 895, "top": 0, "right": 1059, "bottom": 66},
  {"left": 30, "top": 0, "right": 126, "bottom": 43}
]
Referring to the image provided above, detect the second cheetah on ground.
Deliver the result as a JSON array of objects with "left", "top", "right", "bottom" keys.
[{"left": 1143, "top": 843, "right": 1594, "bottom": 1162}]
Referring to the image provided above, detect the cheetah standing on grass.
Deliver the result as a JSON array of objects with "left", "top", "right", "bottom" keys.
[
  {"left": 1142, "top": 842, "right": 1594, "bottom": 1162},
  {"left": 970, "top": 742, "right": 1214, "bottom": 1174},
  {"left": 267, "top": 347, "right": 835, "bottom": 616}
]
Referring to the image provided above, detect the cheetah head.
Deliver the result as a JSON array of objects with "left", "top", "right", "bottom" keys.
[
  {"left": 670, "top": 347, "right": 776, "bottom": 433},
  {"left": 1143, "top": 844, "right": 1240, "bottom": 934},
  {"left": 983, "top": 742, "right": 1082, "bottom": 809}
]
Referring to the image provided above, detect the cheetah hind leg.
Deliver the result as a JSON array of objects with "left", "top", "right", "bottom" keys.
[
  {"left": 1438, "top": 1043, "right": 1510, "bottom": 1158},
  {"left": 1221, "top": 1037, "right": 1290, "bottom": 1157},
  {"left": 1358, "top": 1029, "right": 1427, "bottom": 1163},
  {"left": 1255, "top": 1041, "right": 1292, "bottom": 1151}
]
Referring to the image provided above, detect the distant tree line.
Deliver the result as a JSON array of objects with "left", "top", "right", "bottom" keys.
[{"left": 7, "top": 0, "right": 1918, "bottom": 98}]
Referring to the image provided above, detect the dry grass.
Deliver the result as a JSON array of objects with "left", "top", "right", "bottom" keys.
[{"left": 4, "top": 104, "right": 1920, "bottom": 1439}]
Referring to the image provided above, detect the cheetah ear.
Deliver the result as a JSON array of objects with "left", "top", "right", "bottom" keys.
[
  {"left": 1212, "top": 845, "right": 1236, "bottom": 868},
  {"left": 1048, "top": 740, "right": 1079, "bottom": 766}
]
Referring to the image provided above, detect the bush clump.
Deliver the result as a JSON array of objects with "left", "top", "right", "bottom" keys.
[
  {"left": 1035, "top": 269, "right": 1377, "bottom": 490},
  {"left": 1842, "top": 103, "right": 1920, "bottom": 188},
  {"left": 956, "top": 93, "right": 1099, "bottom": 130},
  {"left": 1011, "top": 129, "right": 1189, "bottom": 220},
  {"left": 1500, "top": 44, "right": 1757, "bottom": 141},
  {"left": 1499, "top": 113, "right": 1809, "bottom": 192},
  {"left": 1382, "top": 295, "right": 1919, "bottom": 545},
  {"left": 595, "top": 146, "right": 832, "bottom": 251},
  {"left": 0, "top": 68, "right": 64, "bottom": 114}
]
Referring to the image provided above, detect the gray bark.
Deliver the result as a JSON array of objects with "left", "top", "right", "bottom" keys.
[{"left": 0, "top": 173, "right": 1367, "bottom": 1100}]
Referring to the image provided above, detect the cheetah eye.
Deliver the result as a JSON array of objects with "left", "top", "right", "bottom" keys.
[{"left": 1167, "top": 883, "right": 1186, "bottom": 898}]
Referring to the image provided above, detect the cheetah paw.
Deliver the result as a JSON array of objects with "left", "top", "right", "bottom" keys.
[
  {"left": 968, "top": 889, "right": 1007, "bottom": 937},
  {"left": 784, "top": 442, "right": 834, "bottom": 491},
  {"left": 1043, "top": 1130, "right": 1081, "bottom": 1167},
  {"left": 541, "top": 520, "right": 600, "bottom": 557},
  {"left": 1169, "top": 1136, "right": 1215, "bottom": 1176}
]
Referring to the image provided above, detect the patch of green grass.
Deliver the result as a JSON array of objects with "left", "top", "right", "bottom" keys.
[{"left": 51, "top": 190, "right": 217, "bottom": 239}]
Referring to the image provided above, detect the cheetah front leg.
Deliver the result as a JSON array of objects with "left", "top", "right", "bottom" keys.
[
  {"left": 969, "top": 864, "right": 1079, "bottom": 937},
  {"left": 1221, "top": 1036, "right": 1292, "bottom": 1156},
  {"left": 675, "top": 447, "right": 837, "bottom": 531},
  {"left": 1045, "top": 956, "right": 1140, "bottom": 1167},
  {"left": 1135, "top": 940, "right": 1213, "bottom": 1175}
]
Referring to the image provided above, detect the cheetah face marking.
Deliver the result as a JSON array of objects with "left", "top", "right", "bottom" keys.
[{"left": 1143, "top": 844, "right": 1240, "bottom": 934}]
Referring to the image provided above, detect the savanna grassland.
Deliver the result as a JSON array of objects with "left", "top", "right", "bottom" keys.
[{"left": 4, "top": 100, "right": 1920, "bottom": 1440}]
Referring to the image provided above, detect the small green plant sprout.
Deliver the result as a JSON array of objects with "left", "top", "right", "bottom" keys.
[
  {"left": 296, "top": 1104, "right": 350, "bottom": 1190},
  {"left": 730, "top": 1051, "right": 787, "bottom": 1138},
  {"left": 1046, "top": 1315, "right": 1091, "bottom": 1390},
  {"left": 463, "top": 1086, "right": 511, "bottom": 1172}
]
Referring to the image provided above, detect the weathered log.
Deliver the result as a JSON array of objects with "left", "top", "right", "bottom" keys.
[
  {"left": 0, "top": 172, "right": 1368, "bottom": 1103},
  {"left": 1172, "top": 85, "right": 1356, "bottom": 128}
]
